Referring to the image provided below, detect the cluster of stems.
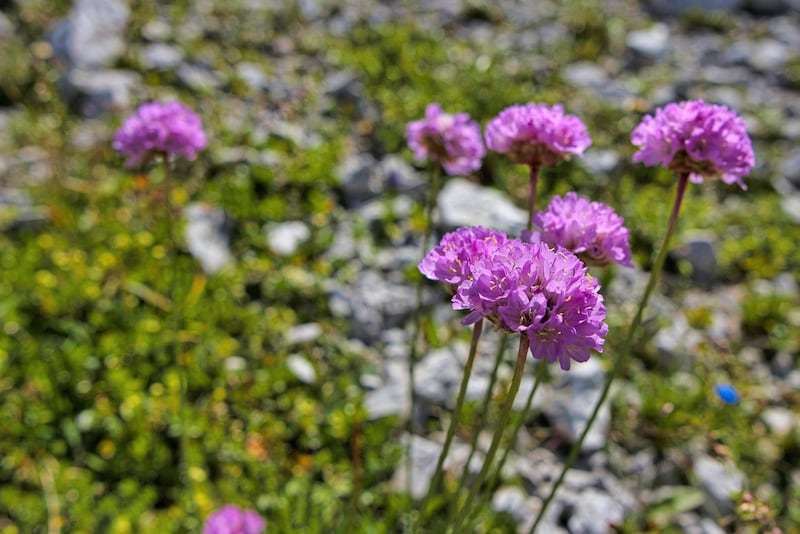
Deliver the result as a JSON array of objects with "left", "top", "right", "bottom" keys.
[{"left": 412, "top": 162, "right": 690, "bottom": 532}]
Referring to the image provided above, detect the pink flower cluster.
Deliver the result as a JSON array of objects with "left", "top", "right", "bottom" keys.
[
  {"left": 420, "top": 227, "right": 607, "bottom": 370},
  {"left": 113, "top": 101, "right": 208, "bottom": 167},
  {"left": 203, "top": 505, "right": 266, "bottom": 534},
  {"left": 631, "top": 99, "right": 755, "bottom": 188},
  {"left": 528, "top": 192, "right": 633, "bottom": 268},
  {"left": 484, "top": 103, "right": 592, "bottom": 167},
  {"left": 406, "top": 104, "right": 485, "bottom": 175}
]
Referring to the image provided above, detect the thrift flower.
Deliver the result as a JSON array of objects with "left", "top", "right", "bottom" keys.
[
  {"left": 631, "top": 99, "right": 755, "bottom": 188},
  {"left": 484, "top": 103, "right": 591, "bottom": 167},
  {"left": 113, "top": 101, "right": 207, "bottom": 167},
  {"left": 452, "top": 238, "right": 607, "bottom": 370},
  {"left": 528, "top": 192, "right": 633, "bottom": 268},
  {"left": 203, "top": 505, "right": 266, "bottom": 534},
  {"left": 714, "top": 383, "right": 739, "bottom": 405},
  {"left": 406, "top": 103, "right": 485, "bottom": 175},
  {"left": 418, "top": 226, "right": 510, "bottom": 289}
]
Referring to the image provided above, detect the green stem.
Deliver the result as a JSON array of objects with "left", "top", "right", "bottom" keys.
[
  {"left": 406, "top": 164, "right": 443, "bottom": 526},
  {"left": 488, "top": 361, "right": 546, "bottom": 490},
  {"left": 162, "top": 155, "right": 193, "bottom": 519},
  {"left": 449, "top": 335, "right": 530, "bottom": 534},
  {"left": 527, "top": 172, "right": 690, "bottom": 534},
  {"left": 526, "top": 164, "right": 540, "bottom": 232},
  {"left": 449, "top": 334, "right": 508, "bottom": 516},
  {"left": 419, "top": 319, "right": 484, "bottom": 524}
]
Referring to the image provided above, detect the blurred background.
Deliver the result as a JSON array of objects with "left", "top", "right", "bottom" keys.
[{"left": 0, "top": 0, "right": 799, "bottom": 532}]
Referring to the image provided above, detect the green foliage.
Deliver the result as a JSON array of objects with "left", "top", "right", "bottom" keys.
[{"left": 1, "top": 0, "right": 798, "bottom": 532}]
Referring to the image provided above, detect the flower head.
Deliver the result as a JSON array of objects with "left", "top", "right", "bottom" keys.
[
  {"left": 418, "top": 226, "right": 509, "bottom": 289},
  {"left": 527, "top": 192, "right": 633, "bottom": 268},
  {"left": 631, "top": 99, "right": 755, "bottom": 188},
  {"left": 484, "top": 103, "right": 591, "bottom": 167},
  {"left": 406, "top": 103, "right": 485, "bottom": 175},
  {"left": 452, "top": 238, "right": 607, "bottom": 370},
  {"left": 113, "top": 101, "right": 207, "bottom": 167},
  {"left": 203, "top": 505, "right": 265, "bottom": 534}
]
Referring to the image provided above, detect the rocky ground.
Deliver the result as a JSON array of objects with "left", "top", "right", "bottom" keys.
[{"left": 2, "top": 0, "right": 800, "bottom": 532}]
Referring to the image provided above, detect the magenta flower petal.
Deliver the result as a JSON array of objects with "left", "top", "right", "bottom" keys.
[
  {"left": 484, "top": 103, "right": 591, "bottom": 167},
  {"left": 631, "top": 99, "right": 754, "bottom": 188},
  {"left": 406, "top": 103, "right": 485, "bottom": 175},
  {"left": 203, "top": 505, "right": 265, "bottom": 534},
  {"left": 113, "top": 101, "right": 207, "bottom": 167}
]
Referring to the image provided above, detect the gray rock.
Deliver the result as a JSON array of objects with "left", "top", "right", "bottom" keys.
[
  {"left": 414, "top": 343, "right": 467, "bottom": 407},
  {"left": 582, "top": 149, "right": 621, "bottom": 175},
  {"left": 287, "top": 354, "right": 317, "bottom": 384},
  {"left": 337, "top": 153, "right": 423, "bottom": 208},
  {"left": 509, "top": 447, "right": 562, "bottom": 493},
  {"left": 644, "top": 0, "right": 743, "bottom": 15},
  {"left": 567, "top": 488, "right": 625, "bottom": 534},
  {"left": 60, "top": 69, "right": 141, "bottom": 118},
  {"left": 271, "top": 119, "right": 322, "bottom": 148},
  {"left": 778, "top": 147, "right": 800, "bottom": 191},
  {"left": 562, "top": 62, "right": 608, "bottom": 88},
  {"left": 141, "top": 19, "right": 172, "bottom": 41},
  {"left": 266, "top": 221, "right": 311, "bottom": 256},
  {"left": 285, "top": 322, "right": 323, "bottom": 345},
  {"left": 0, "top": 188, "right": 48, "bottom": 230},
  {"left": 438, "top": 178, "right": 527, "bottom": 237},
  {"left": 322, "top": 70, "right": 374, "bottom": 121},
  {"left": 676, "top": 513, "right": 727, "bottom": 534},
  {"left": 0, "top": 12, "right": 13, "bottom": 39},
  {"left": 779, "top": 194, "right": 800, "bottom": 223},
  {"left": 390, "top": 434, "right": 443, "bottom": 499},
  {"left": 183, "top": 203, "right": 234, "bottom": 274},
  {"left": 762, "top": 407, "right": 795, "bottom": 436},
  {"left": 673, "top": 232, "right": 717, "bottom": 289},
  {"left": 492, "top": 486, "right": 535, "bottom": 523},
  {"left": 627, "top": 23, "right": 670, "bottom": 60},
  {"left": 327, "top": 270, "right": 418, "bottom": 343},
  {"left": 364, "top": 368, "right": 410, "bottom": 421},
  {"left": 655, "top": 313, "right": 702, "bottom": 369},
  {"left": 363, "top": 361, "right": 410, "bottom": 419},
  {"left": 692, "top": 454, "right": 744, "bottom": 516},
  {"left": 236, "top": 62, "right": 269, "bottom": 91},
  {"left": 140, "top": 44, "right": 184, "bottom": 71},
  {"left": 745, "top": 0, "right": 791, "bottom": 13},
  {"left": 49, "top": 0, "right": 130, "bottom": 69},
  {"left": 543, "top": 358, "right": 610, "bottom": 452},
  {"left": 747, "top": 39, "right": 791, "bottom": 72},
  {"left": 224, "top": 356, "right": 247, "bottom": 372},
  {"left": 177, "top": 63, "right": 222, "bottom": 93}
]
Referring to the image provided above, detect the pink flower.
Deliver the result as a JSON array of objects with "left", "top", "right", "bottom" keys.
[
  {"left": 527, "top": 192, "right": 632, "bottom": 268},
  {"left": 435, "top": 236, "right": 607, "bottom": 370},
  {"left": 631, "top": 99, "right": 754, "bottom": 188},
  {"left": 113, "top": 101, "right": 207, "bottom": 167},
  {"left": 203, "top": 505, "right": 265, "bottom": 534},
  {"left": 484, "top": 103, "right": 591, "bottom": 167},
  {"left": 406, "top": 104, "right": 485, "bottom": 175}
]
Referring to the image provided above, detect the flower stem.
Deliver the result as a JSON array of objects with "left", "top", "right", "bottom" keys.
[
  {"left": 406, "top": 164, "right": 443, "bottom": 522},
  {"left": 449, "top": 334, "right": 508, "bottom": 516},
  {"left": 449, "top": 335, "right": 530, "bottom": 534},
  {"left": 526, "top": 164, "right": 540, "bottom": 231},
  {"left": 527, "top": 172, "right": 690, "bottom": 534},
  {"left": 162, "top": 155, "right": 193, "bottom": 518},
  {"left": 488, "top": 360, "right": 546, "bottom": 490},
  {"left": 419, "top": 319, "right": 484, "bottom": 524}
]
